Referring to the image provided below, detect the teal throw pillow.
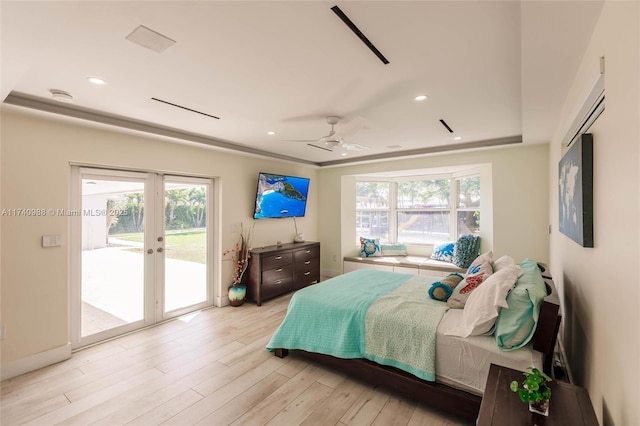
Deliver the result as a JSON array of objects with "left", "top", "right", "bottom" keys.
[
  {"left": 452, "top": 235, "right": 480, "bottom": 268},
  {"left": 380, "top": 243, "right": 407, "bottom": 256},
  {"left": 431, "top": 241, "right": 454, "bottom": 262},
  {"left": 494, "top": 259, "right": 548, "bottom": 351}
]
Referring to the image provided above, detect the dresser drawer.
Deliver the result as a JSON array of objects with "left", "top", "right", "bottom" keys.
[
  {"left": 262, "top": 264, "right": 294, "bottom": 284},
  {"left": 262, "top": 277, "right": 294, "bottom": 299},
  {"left": 295, "top": 265, "right": 320, "bottom": 287},
  {"left": 262, "top": 252, "right": 293, "bottom": 270},
  {"left": 294, "top": 246, "right": 320, "bottom": 263}
]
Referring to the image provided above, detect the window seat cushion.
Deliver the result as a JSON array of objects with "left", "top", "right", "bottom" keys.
[{"left": 343, "top": 255, "right": 466, "bottom": 274}]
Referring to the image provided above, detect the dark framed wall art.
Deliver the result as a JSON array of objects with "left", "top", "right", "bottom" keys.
[{"left": 559, "top": 133, "right": 594, "bottom": 247}]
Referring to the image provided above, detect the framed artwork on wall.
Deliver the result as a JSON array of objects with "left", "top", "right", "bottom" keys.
[{"left": 559, "top": 133, "right": 594, "bottom": 247}]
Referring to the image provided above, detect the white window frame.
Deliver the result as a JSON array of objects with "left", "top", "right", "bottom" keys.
[{"left": 356, "top": 170, "right": 481, "bottom": 246}]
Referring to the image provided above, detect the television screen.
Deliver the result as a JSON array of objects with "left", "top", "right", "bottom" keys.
[{"left": 253, "top": 172, "right": 310, "bottom": 219}]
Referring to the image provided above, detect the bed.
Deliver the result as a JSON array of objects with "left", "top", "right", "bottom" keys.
[{"left": 266, "top": 266, "right": 561, "bottom": 422}]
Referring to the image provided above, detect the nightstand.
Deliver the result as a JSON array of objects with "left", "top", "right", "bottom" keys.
[{"left": 477, "top": 363, "right": 598, "bottom": 426}]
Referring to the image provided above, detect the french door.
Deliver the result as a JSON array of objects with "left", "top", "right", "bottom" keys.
[{"left": 70, "top": 167, "right": 214, "bottom": 348}]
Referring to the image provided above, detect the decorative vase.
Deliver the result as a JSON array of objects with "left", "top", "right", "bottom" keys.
[
  {"left": 529, "top": 399, "right": 549, "bottom": 416},
  {"left": 228, "top": 284, "right": 246, "bottom": 307}
]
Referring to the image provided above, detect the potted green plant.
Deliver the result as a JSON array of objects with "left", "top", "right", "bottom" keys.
[
  {"left": 510, "top": 366, "right": 552, "bottom": 416},
  {"left": 223, "top": 222, "right": 254, "bottom": 306}
]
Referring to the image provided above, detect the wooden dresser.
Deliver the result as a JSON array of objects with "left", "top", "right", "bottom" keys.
[{"left": 246, "top": 241, "right": 320, "bottom": 306}]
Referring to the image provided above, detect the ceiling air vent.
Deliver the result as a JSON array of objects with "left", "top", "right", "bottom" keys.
[
  {"left": 126, "top": 25, "right": 176, "bottom": 53},
  {"left": 151, "top": 98, "right": 220, "bottom": 120},
  {"left": 331, "top": 5, "right": 389, "bottom": 65}
]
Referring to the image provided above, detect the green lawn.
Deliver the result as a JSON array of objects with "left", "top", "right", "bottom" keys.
[{"left": 115, "top": 229, "right": 206, "bottom": 264}]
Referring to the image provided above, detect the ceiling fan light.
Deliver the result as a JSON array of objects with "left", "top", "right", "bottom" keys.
[
  {"left": 414, "top": 95, "right": 428, "bottom": 101},
  {"left": 50, "top": 89, "right": 73, "bottom": 103}
]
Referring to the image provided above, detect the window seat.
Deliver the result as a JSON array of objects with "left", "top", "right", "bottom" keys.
[{"left": 343, "top": 255, "right": 466, "bottom": 276}]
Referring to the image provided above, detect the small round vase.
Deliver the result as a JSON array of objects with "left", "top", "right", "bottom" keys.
[{"left": 228, "top": 284, "right": 246, "bottom": 307}]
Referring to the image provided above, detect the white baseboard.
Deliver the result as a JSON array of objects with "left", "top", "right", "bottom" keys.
[{"left": 1, "top": 343, "right": 72, "bottom": 381}]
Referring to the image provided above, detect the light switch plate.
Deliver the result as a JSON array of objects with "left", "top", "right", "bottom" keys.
[{"left": 42, "top": 234, "right": 62, "bottom": 247}]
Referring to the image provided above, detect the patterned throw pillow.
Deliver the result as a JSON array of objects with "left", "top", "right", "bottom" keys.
[
  {"left": 452, "top": 235, "right": 481, "bottom": 268},
  {"left": 447, "top": 252, "right": 494, "bottom": 309},
  {"left": 431, "top": 242, "right": 455, "bottom": 262},
  {"left": 360, "top": 237, "right": 382, "bottom": 257}
]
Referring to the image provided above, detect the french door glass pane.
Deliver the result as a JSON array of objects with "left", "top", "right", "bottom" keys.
[
  {"left": 81, "top": 178, "right": 145, "bottom": 337},
  {"left": 164, "top": 181, "right": 208, "bottom": 313}
]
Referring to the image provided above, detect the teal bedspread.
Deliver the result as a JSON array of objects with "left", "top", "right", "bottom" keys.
[{"left": 266, "top": 269, "right": 448, "bottom": 381}]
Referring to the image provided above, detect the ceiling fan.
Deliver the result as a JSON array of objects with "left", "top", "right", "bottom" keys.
[{"left": 287, "top": 116, "right": 369, "bottom": 152}]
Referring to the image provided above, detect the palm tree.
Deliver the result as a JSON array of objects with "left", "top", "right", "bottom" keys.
[
  {"left": 187, "top": 187, "right": 206, "bottom": 228},
  {"left": 165, "top": 189, "right": 188, "bottom": 229},
  {"left": 126, "top": 193, "right": 144, "bottom": 232}
]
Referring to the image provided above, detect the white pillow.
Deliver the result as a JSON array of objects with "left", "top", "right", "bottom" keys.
[
  {"left": 493, "top": 255, "right": 515, "bottom": 272},
  {"left": 445, "top": 265, "right": 522, "bottom": 338}
]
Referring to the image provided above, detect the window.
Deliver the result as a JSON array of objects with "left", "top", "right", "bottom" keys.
[
  {"left": 356, "top": 182, "right": 389, "bottom": 241},
  {"left": 457, "top": 176, "right": 480, "bottom": 237},
  {"left": 356, "top": 174, "right": 480, "bottom": 245},
  {"left": 397, "top": 179, "right": 450, "bottom": 244}
]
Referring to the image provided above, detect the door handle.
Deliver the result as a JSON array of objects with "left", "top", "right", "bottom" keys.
[
  {"left": 147, "top": 249, "right": 154, "bottom": 254},
  {"left": 157, "top": 247, "right": 164, "bottom": 253}
]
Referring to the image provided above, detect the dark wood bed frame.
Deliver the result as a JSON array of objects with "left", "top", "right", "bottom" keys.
[{"left": 273, "top": 267, "right": 561, "bottom": 423}]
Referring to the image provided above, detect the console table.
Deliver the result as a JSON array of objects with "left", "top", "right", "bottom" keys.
[
  {"left": 246, "top": 241, "right": 320, "bottom": 306},
  {"left": 477, "top": 363, "right": 598, "bottom": 426}
]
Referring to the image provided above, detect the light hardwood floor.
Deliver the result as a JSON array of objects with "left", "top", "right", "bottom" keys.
[{"left": 1, "top": 293, "right": 469, "bottom": 425}]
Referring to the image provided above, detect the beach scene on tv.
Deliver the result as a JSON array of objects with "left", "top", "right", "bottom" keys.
[{"left": 254, "top": 173, "right": 309, "bottom": 219}]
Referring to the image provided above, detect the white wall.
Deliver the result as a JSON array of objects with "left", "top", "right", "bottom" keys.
[
  {"left": 317, "top": 143, "right": 549, "bottom": 277},
  {"left": 0, "top": 108, "right": 318, "bottom": 371},
  {"left": 548, "top": 2, "right": 639, "bottom": 425}
]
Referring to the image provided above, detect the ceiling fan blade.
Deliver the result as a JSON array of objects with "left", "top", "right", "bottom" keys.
[
  {"left": 282, "top": 139, "right": 322, "bottom": 143},
  {"left": 341, "top": 142, "right": 369, "bottom": 151},
  {"left": 307, "top": 143, "right": 333, "bottom": 152},
  {"left": 335, "top": 116, "right": 367, "bottom": 138}
]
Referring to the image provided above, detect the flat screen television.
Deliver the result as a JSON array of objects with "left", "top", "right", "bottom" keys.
[{"left": 253, "top": 172, "right": 310, "bottom": 219}]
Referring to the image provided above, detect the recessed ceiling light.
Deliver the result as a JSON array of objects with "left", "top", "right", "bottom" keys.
[
  {"left": 267, "top": 131, "right": 275, "bottom": 136},
  {"left": 454, "top": 136, "right": 462, "bottom": 140},
  {"left": 414, "top": 95, "right": 427, "bottom": 101},
  {"left": 87, "top": 77, "right": 106, "bottom": 85},
  {"left": 341, "top": 153, "right": 348, "bottom": 156}
]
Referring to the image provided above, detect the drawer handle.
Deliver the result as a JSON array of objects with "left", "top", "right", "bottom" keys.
[
  {"left": 276, "top": 268, "right": 283, "bottom": 272},
  {"left": 275, "top": 280, "right": 282, "bottom": 284},
  {"left": 275, "top": 256, "right": 283, "bottom": 260},
  {"left": 304, "top": 271, "right": 311, "bottom": 276},
  {"left": 304, "top": 260, "right": 311, "bottom": 265},
  {"left": 305, "top": 250, "right": 311, "bottom": 254}
]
